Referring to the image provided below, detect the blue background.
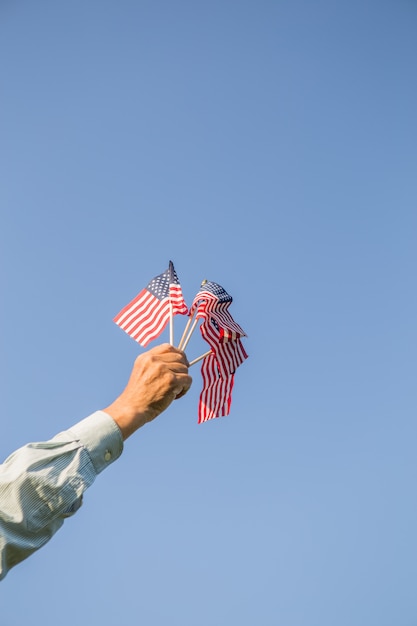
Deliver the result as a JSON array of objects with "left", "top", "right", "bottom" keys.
[{"left": 1, "top": 1, "right": 417, "bottom": 624}]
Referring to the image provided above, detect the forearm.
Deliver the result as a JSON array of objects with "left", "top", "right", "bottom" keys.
[
  {"left": 0, "top": 344, "right": 191, "bottom": 580},
  {"left": 0, "top": 411, "right": 123, "bottom": 580}
]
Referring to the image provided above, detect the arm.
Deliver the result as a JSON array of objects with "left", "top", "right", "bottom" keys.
[
  {"left": 0, "top": 344, "right": 192, "bottom": 580},
  {"left": 104, "top": 343, "right": 191, "bottom": 439}
]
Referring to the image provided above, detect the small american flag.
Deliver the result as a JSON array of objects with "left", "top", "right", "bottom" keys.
[
  {"left": 190, "top": 280, "right": 247, "bottom": 341},
  {"left": 198, "top": 353, "right": 235, "bottom": 423},
  {"left": 200, "top": 315, "right": 248, "bottom": 377},
  {"left": 189, "top": 280, "right": 248, "bottom": 422},
  {"left": 113, "top": 261, "right": 188, "bottom": 347}
]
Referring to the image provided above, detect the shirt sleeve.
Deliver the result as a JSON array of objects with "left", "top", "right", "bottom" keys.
[{"left": 0, "top": 410, "right": 123, "bottom": 580}]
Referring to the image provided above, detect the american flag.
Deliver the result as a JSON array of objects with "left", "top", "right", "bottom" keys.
[
  {"left": 198, "top": 353, "right": 234, "bottom": 423},
  {"left": 190, "top": 280, "right": 248, "bottom": 422},
  {"left": 113, "top": 261, "right": 188, "bottom": 347},
  {"left": 190, "top": 280, "right": 233, "bottom": 310},
  {"left": 200, "top": 315, "right": 248, "bottom": 377},
  {"left": 190, "top": 280, "right": 247, "bottom": 341}
]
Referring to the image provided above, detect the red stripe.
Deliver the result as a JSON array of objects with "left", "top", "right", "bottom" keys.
[
  {"left": 113, "top": 288, "right": 149, "bottom": 325},
  {"left": 114, "top": 282, "right": 188, "bottom": 347},
  {"left": 198, "top": 354, "right": 234, "bottom": 422},
  {"left": 200, "top": 319, "right": 248, "bottom": 376}
]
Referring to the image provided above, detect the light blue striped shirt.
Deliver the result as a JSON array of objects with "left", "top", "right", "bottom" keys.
[{"left": 0, "top": 411, "right": 123, "bottom": 580}]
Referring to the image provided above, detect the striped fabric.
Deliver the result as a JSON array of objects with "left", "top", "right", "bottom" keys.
[
  {"left": 114, "top": 261, "right": 188, "bottom": 347},
  {"left": 198, "top": 353, "right": 234, "bottom": 423},
  {"left": 195, "top": 301, "right": 247, "bottom": 341},
  {"left": 200, "top": 316, "right": 248, "bottom": 377},
  {"left": 190, "top": 281, "right": 247, "bottom": 341},
  {"left": 0, "top": 411, "right": 123, "bottom": 580},
  {"left": 192, "top": 281, "right": 248, "bottom": 422}
]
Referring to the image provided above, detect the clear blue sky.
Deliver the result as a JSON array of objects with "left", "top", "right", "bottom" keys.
[{"left": 1, "top": 1, "right": 417, "bottom": 624}]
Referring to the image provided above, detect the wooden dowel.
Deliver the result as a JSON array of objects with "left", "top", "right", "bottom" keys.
[
  {"left": 178, "top": 280, "right": 206, "bottom": 350},
  {"left": 178, "top": 312, "right": 195, "bottom": 350},
  {"left": 189, "top": 350, "right": 212, "bottom": 367},
  {"left": 169, "top": 301, "right": 174, "bottom": 345},
  {"left": 181, "top": 317, "right": 199, "bottom": 351}
]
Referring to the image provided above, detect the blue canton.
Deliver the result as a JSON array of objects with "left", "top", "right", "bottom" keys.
[
  {"left": 200, "top": 281, "right": 233, "bottom": 303},
  {"left": 146, "top": 261, "right": 179, "bottom": 300}
]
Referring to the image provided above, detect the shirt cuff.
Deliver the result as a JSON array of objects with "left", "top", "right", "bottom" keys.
[{"left": 67, "top": 411, "right": 124, "bottom": 475}]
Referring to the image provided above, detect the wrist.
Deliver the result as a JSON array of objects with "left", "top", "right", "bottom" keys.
[{"left": 103, "top": 401, "right": 147, "bottom": 440}]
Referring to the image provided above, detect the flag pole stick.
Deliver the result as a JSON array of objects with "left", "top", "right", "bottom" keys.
[
  {"left": 189, "top": 350, "right": 212, "bottom": 367},
  {"left": 169, "top": 301, "right": 174, "bottom": 345},
  {"left": 180, "top": 317, "right": 199, "bottom": 351},
  {"left": 178, "top": 311, "right": 195, "bottom": 350},
  {"left": 178, "top": 278, "right": 207, "bottom": 350}
]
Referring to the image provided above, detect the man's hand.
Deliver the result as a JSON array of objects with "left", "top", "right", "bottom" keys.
[{"left": 103, "top": 344, "right": 192, "bottom": 440}]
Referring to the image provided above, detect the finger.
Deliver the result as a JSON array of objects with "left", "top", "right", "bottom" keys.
[
  {"left": 158, "top": 353, "right": 190, "bottom": 369},
  {"left": 173, "top": 372, "right": 192, "bottom": 398},
  {"left": 152, "top": 343, "right": 185, "bottom": 357},
  {"left": 174, "top": 387, "right": 189, "bottom": 400},
  {"left": 166, "top": 364, "right": 190, "bottom": 378},
  {"left": 174, "top": 385, "right": 191, "bottom": 400},
  {"left": 161, "top": 352, "right": 189, "bottom": 366},
  {"left": 149, "top": 343, "right": 189, "bottom": 365}
]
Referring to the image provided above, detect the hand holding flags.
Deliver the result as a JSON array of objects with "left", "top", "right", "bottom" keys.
[{"left": 114, "top": 266, "right": 248, "bottom": 423}]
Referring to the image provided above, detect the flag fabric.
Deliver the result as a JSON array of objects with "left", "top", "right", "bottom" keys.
[
  {"left": 113, "top": 261, "right": 188, "bottom": 347},
  {"left": 190, "top": 280, "right": 247, "bottom": 340},
  {"left": 200, "top": 315, "right": 248, "bottom": 376},
  {"left": 198, "top": 353, "right": 235, "bottom": 423},
  {"left": 189, "top": 279, "right": 248, "bottom": 422},
  {"left": 190, "top": 280, "right": 233, "bottom": 313},
  {"left": 114, "top": 269, "right": 247, "bottom": 423}
]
